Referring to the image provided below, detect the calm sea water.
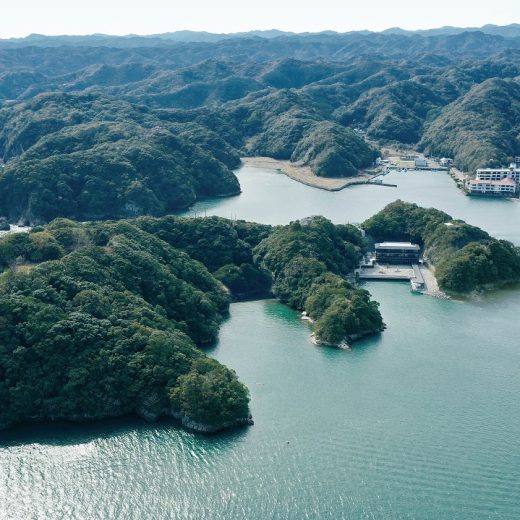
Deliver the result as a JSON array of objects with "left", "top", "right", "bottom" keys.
[
  {"left": 2, "top": 167, "right": 520, "bottom": 519},
  {"left": 185, "top": 167, "right": 520, "bottom": 244}
]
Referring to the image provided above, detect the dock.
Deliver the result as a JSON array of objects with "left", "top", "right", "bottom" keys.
[
  {"left": 411, "top": 264, "right": 425, "bottom": 291},
  {"left": 358, "top": 263, "right": 426, "bottom": 291}
]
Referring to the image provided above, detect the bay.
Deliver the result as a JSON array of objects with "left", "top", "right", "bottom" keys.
[
  {"left": 185, "top": 166, "right": 520, "bottom": 244},
  {"left": 2, "top": 166, "right": 520, "bottom": 519}
]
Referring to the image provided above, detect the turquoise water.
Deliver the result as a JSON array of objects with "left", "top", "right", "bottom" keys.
[{"left": 2, "top": 167, "right": 520, "bottom": 519}]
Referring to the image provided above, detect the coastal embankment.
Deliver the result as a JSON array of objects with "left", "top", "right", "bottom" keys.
[
  {"left": 419, "top": 265, "right": 450, "bottom": 299},
  {"left": 357, "top": 262, "right": 450, "bottom": 300},
  {"left": 242, "top": 157, "right": 380, "bottom": 191},
  {"left": 448, "top": 166, "right": 469, "bottom": 188}
]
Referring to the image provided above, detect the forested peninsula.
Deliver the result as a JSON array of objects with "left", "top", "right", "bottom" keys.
[
  {"left": 2, "top": 202, "right": 518, "bottom": 432},
  {"left": 0, "top": 215, "right": 382, "bottom": 432},
  {"left": 363, "top": 201, "right": 520, "bottom": 293}
]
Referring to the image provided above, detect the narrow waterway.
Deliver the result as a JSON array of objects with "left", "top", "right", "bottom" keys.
[{"left": 185, "top": 166, "right": 520, "bottom": 244}]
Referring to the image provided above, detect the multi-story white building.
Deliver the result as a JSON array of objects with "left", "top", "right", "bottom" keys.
[
  {"left": 467, "top": 177, "right": 517, "bottom": 196},
  {"left": 469, "top": 161, "right": 520, "bottom": 197},
  {"left": 475, "top": 166, "right": 520, "bottom": 183}
]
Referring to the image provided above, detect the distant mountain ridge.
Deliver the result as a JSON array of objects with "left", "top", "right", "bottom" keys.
[
  {"left": 0, "top": 31, "right": 518, "bottom": 67},
  {"left": 381, "top": 23, "right": 520, "bottom": 38},
  {"left": 0, "top": 24, "right": 519, "bottom": 47},
  {"left": 0, "top": 24, "right": 519, "bottom": 224}
]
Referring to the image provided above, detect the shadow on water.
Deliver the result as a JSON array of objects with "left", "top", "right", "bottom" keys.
[
  {"left": 262, "top": 299, "right": 301, "bottom": 324},
  {"left": 0, "top": 415, "right": 250, "bottom": 448}
]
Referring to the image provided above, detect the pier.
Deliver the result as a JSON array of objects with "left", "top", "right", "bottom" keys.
[{"left": 358, "top": 263, "right": 426, "bottom": 291}]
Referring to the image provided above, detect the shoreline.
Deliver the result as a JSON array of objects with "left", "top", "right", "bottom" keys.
[
  {"left": 419, "top": 265, "right": 450, "bottom": 300},
  {"left": 0, "top": 410, "right": 254, "bottom": 438},
  {"left": 241, "top": 156, "right": 378, "bottom": 192}
]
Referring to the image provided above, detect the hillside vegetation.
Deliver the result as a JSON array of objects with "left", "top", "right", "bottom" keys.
[
  {"left": 0, "top": 218, "right": 251, "bottom": 432},
  {"left": 1, "top": 32, "right": 520, "bottom": 223},
  {"left": 254, "top": 217, "right": 383, "bottom": 344},
  {"left": 363, "top": 201, "right": 520, "bottom": 293},
  {"left": 419, "top": 78, "right": 520, "bottom": 172},
  {"left": 0, "top": 94, "right": 240, "bottom": 223},
  {"left": 0, "top": 213, "right": 385, "bottom": 430}
]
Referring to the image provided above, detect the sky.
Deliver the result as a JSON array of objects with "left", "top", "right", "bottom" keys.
[{"left": 0, "top": 0, "right": 518, "bottom": 38}]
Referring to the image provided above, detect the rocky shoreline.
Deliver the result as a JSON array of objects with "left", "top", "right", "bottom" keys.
[
  {"left": 170, "top": 412, "right": 254, "bottom": 434},
  {"left": 137, "top": 407, "right": 254, "bottom": 434},
  {"left": 309, "top": 325, "right": 386, "bottom": 350},
  {"left": 131, "top": 393, "right": 254, "bottom": 434},
  {"left": 0, "top": 409, "right": 254, "bottom": 436}
]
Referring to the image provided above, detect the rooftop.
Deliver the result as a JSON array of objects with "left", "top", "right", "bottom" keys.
[
  {"left": 375, "top": 242, "right": 420, "bottom": 251},
  {"left": 469, "top": 178, "right": 517, "bottom": 186},
  {"left": 476, "top": 167, "right": 520, "bottom": 173}
]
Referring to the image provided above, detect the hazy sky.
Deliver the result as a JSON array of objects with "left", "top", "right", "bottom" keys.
[{"left": 1, "top": 0, "right": 518, "bottom": 38}]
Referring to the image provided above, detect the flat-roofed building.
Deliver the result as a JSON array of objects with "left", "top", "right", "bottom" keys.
[
  {"left": 475, "top": 167, "right": 520, "bottom": 183},
  {"left": 468, "top": 177, "right": 517, "bottom": 196},
  {"left": 375, "top": 242, "right": 421, "bottom": 264},
  {"left": 400, "top": 154, "right": 417, "bottom": 161}
]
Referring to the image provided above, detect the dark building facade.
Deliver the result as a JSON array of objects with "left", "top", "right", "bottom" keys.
[{"left": 375, "top": 242, "right": 421, "bottom": 264}]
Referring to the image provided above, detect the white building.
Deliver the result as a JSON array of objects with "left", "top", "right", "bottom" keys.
[
  {"left": 475, "top": 167, "right": 520, "bottom": 183},
  {"left": 439, "top": 157, "right": 453, "bottom": 167},
  {"left": 467, "top": 177, "right": 517, "bottom": 196}
]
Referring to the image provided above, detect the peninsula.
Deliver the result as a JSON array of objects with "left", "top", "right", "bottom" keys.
[
  {"left": 0, "top": 215, "right": 382, "bottom": 432},
  {"left": 2, "top": 204, "right": 518, "bottom": 433}
]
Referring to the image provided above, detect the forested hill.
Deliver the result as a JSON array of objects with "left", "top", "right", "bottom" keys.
[
  {"left": 0, "top": 93, "right": 241, "bottom": 223},
  {"left": 0, "top": 29, "right": 519, "bottom": 223},
  {"left": 419, "top": 78, "right": 520, "bottom": 172},
  {"left": 0, "top": 217, "right": 253, "bottom": 433},
  {"left": 363, "top": 201, "right": 520, "bottom": 293},
  {"left": 0, "top": 215, "right": 382, "bottom": 431}
]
